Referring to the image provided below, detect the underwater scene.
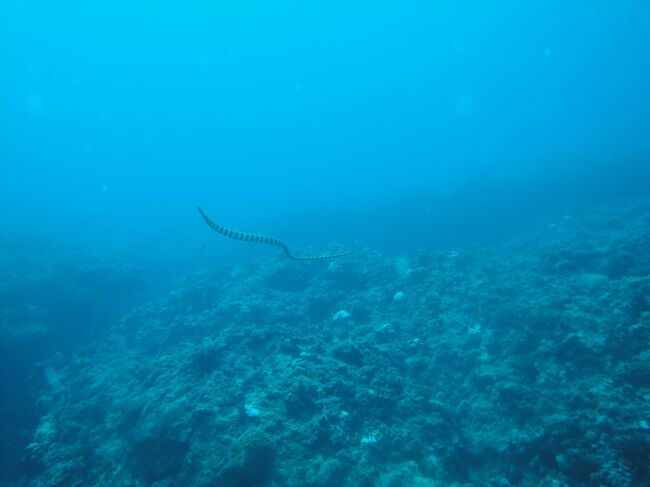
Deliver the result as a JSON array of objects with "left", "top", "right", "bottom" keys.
[{"left": 1, "top": 1, "right": 650, "bottom": 486}]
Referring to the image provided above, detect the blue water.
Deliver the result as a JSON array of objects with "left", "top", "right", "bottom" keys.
[
  {"left": 2, "top": 1, "right": 649, "bottom": 255},
  {"left": 1, "top": 1, "right": 650, "bottom": 484}
]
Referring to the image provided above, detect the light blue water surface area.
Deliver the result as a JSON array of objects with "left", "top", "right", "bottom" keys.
[{"left": 1, "top": 1, "right": 650, "bottom": 485}]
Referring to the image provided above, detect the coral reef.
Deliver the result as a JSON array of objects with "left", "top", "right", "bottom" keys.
[
  {"left": 24, "top": 198, "right": 650, "bottom": 486},
  {"left": 0, "top": 247, "right": 144, "bottom": 481}
]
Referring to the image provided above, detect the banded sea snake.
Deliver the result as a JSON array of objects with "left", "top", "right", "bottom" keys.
[{"left": 197, "top": 206, "right": 352, "bottom": 261}]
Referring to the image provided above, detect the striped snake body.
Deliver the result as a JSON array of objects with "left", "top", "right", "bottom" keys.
[{"left": 197, "top": 206, "right": 351, "bottom": 261}]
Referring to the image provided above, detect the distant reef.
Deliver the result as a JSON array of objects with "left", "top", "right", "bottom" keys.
[
  {"left": 0, "top": 248, "right": 144, "bottom": 482},
  {"left": 24, "top": 198, "right": 650, "bottom": 486}
]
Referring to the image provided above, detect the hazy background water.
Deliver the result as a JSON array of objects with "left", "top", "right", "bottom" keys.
[{"left": 2, "top": 0, "right": 649, "bottom": 268}]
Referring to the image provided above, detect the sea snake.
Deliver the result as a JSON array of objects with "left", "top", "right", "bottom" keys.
[{"left": 197, "top": 206, "right": 352, "bottom": 261}]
